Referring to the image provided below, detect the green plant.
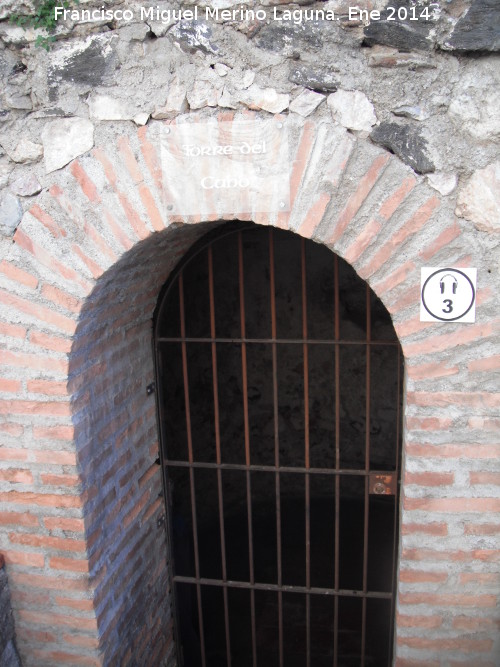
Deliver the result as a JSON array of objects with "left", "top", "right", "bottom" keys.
[{"left": 10, "top": 0, "right": 78, "bottom": 50}]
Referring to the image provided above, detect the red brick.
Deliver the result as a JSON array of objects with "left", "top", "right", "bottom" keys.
[
  {"left": 0, "top": 511, "right": 39, "bottom": 527},
  {"left": 378, "top": 176, "right": 416, "bottom": 220},
  {"left": 10, "top": 571, "right": 89, "bottom": 591},
  {"left": 0, "top": 289, "right": 76, "bottom": 334},
  {"left": 405, "top": 416, "right": 453, "bottom": 430},
  {"left": 406, "top": 442, "right": 500, "bottom": 460},
  {"left": 70, "top": 160, "right": 101, "bottom": 203},
  {"left": 72, "top": 244, "right": 104, "bottom": 279},
  {"left": 464, "top": 523, "right": 500, "bottom": 536},
  {"left": 118, "top": 135, "right": 143, "bottom": 184},
  {"left": 399, "top": 592, "right": 497, "bottom": 607},
  {"left": 0, "top": 399, "right": 71, "bottom": 416},
  {"left": 329, "top": 153, "right": 390, "bottom": 243},
  {"left": 49, "top": 556, "right": 90, "bottom": 573},
  {"left": 402, "top": 548, "right": 499, "bottom": 563},
  {"left": 33, "top": 425, "right": 75, "bottom": 441},
  {"left": 404, "top": 497, "right": 500, "bottom": 513},
  {"left": 277, "top": 122, "right": 316, "bottom": 229},
  {"left": 360, "top": 196, "right": 440, "bottom": 278},
  {"left": 372, "top": 260, "right": 416, "bottom": 296},
  {"left": 0, "top": 447, "right": 28, "bottom": 461},
  {"left": 138, "top": 125, "right": 163, "bottom": 192},
  {"left": 395, "top": 660, "right": 438, "bottom": 667},
  {"left": 143, "top": 496, "right": 163, "bottom": 523},
  {"left": 138, "top": 184, "right": 164, "bottom": 232},
  {"left": 41, "top": 283, "right": 82, "bottom": 313},
  {"left": 397, "top": 636, "right": 493, "bottom": 652},
  {"left": 15, "top": 628, "right": 57, "bottom": 643},
  {"left": 27, "top": 379, "right": 68, "bottom": 396},
  {"left": 344, "top": 218, "right": 381, "bottom": 264},
  {"left": 406, "top": 362, "right": 459, "bottom": 380},
  {"left": 55, "top": 596, "right": 94, "bottom": 611},
  {"left": 407, "top": 390, "right": 500, "bottom": 410},
  {"left": 459, "top": 572, "right": 499, "bottom": 585},
  {"left": 470, "top": 472, "right": 500, "bottom": 485},
  {"left": 418, "top": 220, "right": 462, "bottom": 261},
  {"left": 0, "top": 468, "right": 33, "bottom": 484},
  {"left": 396, "top": 613, "right": 443, "bottom": 629},
  {"left": 0, "top": 378, "right": 21, "bottom": 392},
  {"left": 452, "top": 616, "right": 499, "bottom": 632},
  {"left": 9, "top": 533, "right": 86, "bottom": 552},
  {"left": 400, "top": 569, "right": 448, "bottom": 583},
  {"left": 469, "top": 354, "right": 500, "bottom": 372},
  {"left": 0, "top": 321, "right": 27, "bottom": 339},
  {"left": 29, "top": 330, "right": 72, "bottom": 353},
  {"left": 62, "top": 634, "right": 100, "bottom": 649},
  {"left": 14, "top": 228, "right": 91, "bottom": 291},
  {"left": 29, "top": 204, "right": 66, "bottom": 238},
  {"left": 404, "top": 322, "right": 496, "bottom": 357},
  {"left": 32, "top": 645, "right": 99, "bottom": 664},
  {"left": 103, "top": 209, "right": 133, "bottom": 251},
  {"left": 469, "top": 417, "right": 500, "bottom": 430},
  {"left": 404, "top": 471, "right": 454, "bottom": 486},
  {"left": 0, "top": 260, "right": 38, "bottom": 288},
  {"left": 0, "top": 349, "right": 69, "bottom": 374},
  {"left": 297, "top": 192, "right": 331, "bottom": 238},
  {"left": 44, "top": 516, "right": 85, "bottom": 532},
  {"left": 0, "top": 491, "right": 82, "bottom": 508},
  {"left": 41, "top": 472, "right": 80, "bottom": 487},
  {"left": 4, "top": 549, "right": 44, "bottom": 567},
  {"left": 402, "top": 522, "right": 448, "bottom": 536}
]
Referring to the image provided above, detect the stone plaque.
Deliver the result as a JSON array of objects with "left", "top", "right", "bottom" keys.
[{"left": 160, "top": 119, "right": 290, "bottom": 216}]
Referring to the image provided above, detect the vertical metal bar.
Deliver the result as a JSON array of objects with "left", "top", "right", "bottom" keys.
[
  {"left": 301, "top": 238, "right": 311, "bottom": 667},
  {"left": 208, "top": 247, "right": 232, "bottom": 667},
  {"left": 269, "top": 229, "right": 284, "bottom": 667},
  {"left": 333, "top": 255, "right": 340, "bottom": 667},
  {"left": 361, "top": 285, "right": 372, "bottom": 667},
  {"left": 179, "top": 273, "right": 207, "bottom": 667},
  {"left": 238, "top": 232, "right": 257, "bottom": 667},
  {"left": 389, "top": 345, "right": 402, "bottom": 663}
]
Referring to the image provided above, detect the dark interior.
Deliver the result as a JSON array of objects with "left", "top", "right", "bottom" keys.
[{"left": 155, "top": 225, "right": 403, "bottom": 667}]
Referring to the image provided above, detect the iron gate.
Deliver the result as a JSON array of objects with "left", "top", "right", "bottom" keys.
[{"left": 154, "top": 225, "right": 403, "bottom": 667}]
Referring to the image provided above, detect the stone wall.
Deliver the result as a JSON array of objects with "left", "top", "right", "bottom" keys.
[{"left": 0, "top": 1, "right": 499, "bottom": 666}]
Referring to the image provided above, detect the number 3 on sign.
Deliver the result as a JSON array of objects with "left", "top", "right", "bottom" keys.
[{"left": 420, "top": 268, "right": 477, "bottom": 323}]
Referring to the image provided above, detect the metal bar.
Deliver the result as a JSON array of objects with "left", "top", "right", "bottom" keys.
[
  {"left": 361, "top": 285, "right": 372, "bottom": 667},
  {"left": 333, "top": 255, "right": 340, "bottom": 667},
  {"left": 301, "top": 238, "right": 311, "bottom": 667},
  {"left": 179, "top": 273, "right": 207, "bottom": 667},
  {"left": 269, "top": 229, "right": 284, "bottom": 667},
  {"left": 158, "top": 336, "right": 399, "bottom": 347},
  {"left": 164, "top": 461, "right": 396, "bottom": 477},
  {"left": 173, "top": 575, "right": 392, "bottom": 600},
  {"left": 208, "top": 247, "right": 232, "bottom": 667},
  {"left": 389, "top": 346, "right": 403, "bottom": 661},
  {"left": 238, "top": 232, "right": 257, "bottom": 667}
]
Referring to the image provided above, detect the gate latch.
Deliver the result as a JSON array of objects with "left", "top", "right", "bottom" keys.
[{"left": 369, "top": 473, "right": 396, "bottom": 496}]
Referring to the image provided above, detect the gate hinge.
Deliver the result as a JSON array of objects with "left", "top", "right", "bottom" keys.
[{"left": 369, "top": 473, "right": 396, "bottom": 496}]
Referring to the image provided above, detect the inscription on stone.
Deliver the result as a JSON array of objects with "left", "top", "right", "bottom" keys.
[{"left": 160, "top": 119, "right": 290, "bottom": 216}]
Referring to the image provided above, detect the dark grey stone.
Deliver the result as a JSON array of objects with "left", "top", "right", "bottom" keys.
[
  {"left": 364, "top": 0, "right": 437, "bottom": 51},
  {"left": 170, "top": 20, "right": 219, "bottom": 54},
  {"left": 370, "top": 122, "right": 435, "bottom": 174},
  {"left": 0, "top": 191, "right": 23, "bottom": 236},
  {"left": 48, "top": 38, "right": 116, "bottom": 89},
  {"left": 288, "top": 64, "right": 339, "bottom": 93},
  {"left": 254, "top": 19, "right": 324, "bottom": 52},
  {"left": 444, "top": 0, "right": 500, "bottom": 52}
]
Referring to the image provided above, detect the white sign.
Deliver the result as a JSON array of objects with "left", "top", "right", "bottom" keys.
[
  {"left": 420, "top": 267, "right": 476, "bottom": 323},
  {"left": 160, "top": 119, "right": 290, "bottom": 216}
]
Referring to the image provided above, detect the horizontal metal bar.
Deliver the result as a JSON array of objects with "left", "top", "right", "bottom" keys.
[
  {"left": 164, "top": 460, "right": 397, "bottom": 477},
  {"left": 173, "top": 575, "right": 392, "bottom": 600},
  {"left": 157, "top": 336, "right": 398, "bottom": 347}
]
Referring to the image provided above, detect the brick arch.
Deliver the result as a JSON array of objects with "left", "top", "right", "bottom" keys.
[{"left": 1, "top": 114, "right": 498, "bottom": 666}]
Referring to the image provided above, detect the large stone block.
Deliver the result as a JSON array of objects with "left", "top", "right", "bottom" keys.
[
  {"left": 443, "top": 0, "right": 500, "bottom": 52},
  {"left": 370, "top": 122, "right": 434, "bottom": 174},
  {"left": 456, "top": 162, "right": 500, "bottom": 233},
  {"left": 41, "top": 117, "right": 94, "bottom": 173}
]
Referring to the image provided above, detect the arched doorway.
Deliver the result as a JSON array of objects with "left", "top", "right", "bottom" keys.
[{"left": 154, "top": 223, "right": 403, "bottom": 667}]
